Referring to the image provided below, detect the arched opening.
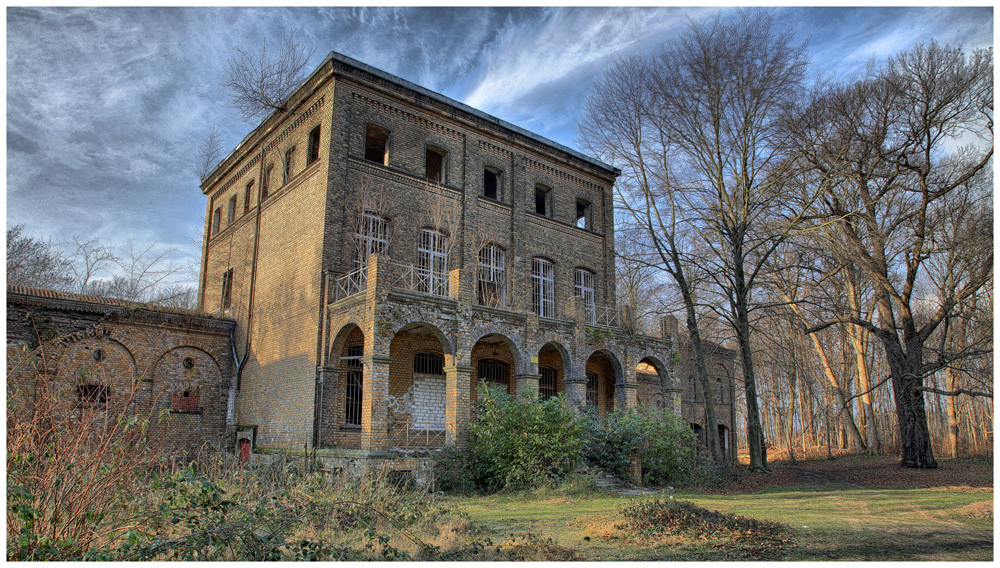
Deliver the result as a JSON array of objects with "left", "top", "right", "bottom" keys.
[
  {"left": 387, "top": 322, "right": 451, "bottom": 448},
  {"left": 690, "top": 422, "right": 704, "bottom": 448},
  {"left": 585, "top": 350, "right": 622, "bottom": 418},
  {"left": 537, "top": 342, "right": 568, "bottom": 401},
  {"left": 635, "top": 357, "right": 666, "bottom": 411},
  {"left": 718, "top": 424, "right": 731, "bottom": 458},
  {"left": 471, "top": 333, "right": 518, "bottom": 401},
  {"left": 317, "top": 324, "right": 364, "bottom": 449}
]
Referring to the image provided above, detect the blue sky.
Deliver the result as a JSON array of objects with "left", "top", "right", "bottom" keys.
[{"left": 5, "top": 6, "right": 993, "bottom": 285}]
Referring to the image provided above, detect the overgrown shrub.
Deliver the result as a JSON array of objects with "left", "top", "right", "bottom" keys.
[
  {"left": 438, "top": 387, "right": 586, "bottom": 493},
  {"left": 585, "top": 405, "right": 696, "bottom": 486}
]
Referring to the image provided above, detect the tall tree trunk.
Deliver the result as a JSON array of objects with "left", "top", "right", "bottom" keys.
[
  {"left": 882, "top": 336, "right": 938, "bottom": 468},
  {"left": 945, "top": 366, "right": 960, "bottom": 459},
  {"left": 682, "top": 291, "right": 725, "bottom": 465}
]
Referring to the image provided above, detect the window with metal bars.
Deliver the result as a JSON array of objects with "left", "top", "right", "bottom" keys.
[
  {"left": 586, "top": 371, "right": 598, "bottom": 407},
  {"left": 354, "top": 213, "right": 389, "bottom": 270},
  {"left": 477, "top": 358, "right": 508, "bottom": 387},
  {"left": 417, "top": 229, "right": 448, "bottom": 295},
  {"left": 344, "top": 344, "right": 363, "bottom": 427},
  {"left": 574, "top": 268, "right": 596, "bottom": 324},
  {"left": 477, "top": 244, "right": 506, "bottom": 307},
  {"left": 539, "top": 366, "right": 556, "bottom": 400},
  {"left": 532, "top": 258, "right": 554, "bottom": 318},
  {"left": 414, "top": 352, "right": 444, "bottom": 375}
]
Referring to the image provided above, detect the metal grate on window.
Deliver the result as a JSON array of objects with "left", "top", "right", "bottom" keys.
[
  {"left": 539, "top": 366, "right": 556, "bottom": 400},
  {"left": 586, "top": 371, "right": 598, "bottom": 407},
  {"left": 414, "top": 352, "right": 444, "bottom": 375},
  {"left": 477, "top": 245, "right": 506, "bottom": 307},
  {"left": 478, "top": 358, "right": 508, "bottom": 386},
  {"left": 344, "top": 344, "right": 363, "bottom": 427},
  {"left": 355, "top": 213, "right": 389, "bottom": 270},
  {"left": 417, "top": 229, "right": 448, "bottom": 295},
  {"left": 532, "top": 258, "right": 554, "bottom": 318},
  {"left": 574, "top": 269, "right": 596, "bottom": 324}
]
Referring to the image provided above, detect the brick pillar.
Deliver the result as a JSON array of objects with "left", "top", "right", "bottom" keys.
[
  {"left": 564, "top": 377, "right": 587, "bottom": 409},
  {"left": 315, "top": 365, "right": 339, "bottom": 448},
  {"left": 514, "top": 373, "right": 540, "bottom": 397},
  {"left": 444, "top": 365, "right": 473, "bottom": 449},
  {"left": 361, "top": 355, "right": 391, "bottom": 454},
  {"left": 621, "top": 382, "right": 638, "bottom": 409}
]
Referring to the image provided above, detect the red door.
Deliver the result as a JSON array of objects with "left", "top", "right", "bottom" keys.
[{"left": 238, "top": 439, "right": 250, "bottom": 464}]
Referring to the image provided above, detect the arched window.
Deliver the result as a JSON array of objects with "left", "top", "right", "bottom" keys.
[
  {"left": 477, "top": 244, "right": 506, "bottom": 307},
  {"left": 344, "top": 344, "right": 363, "bottom": 427},
  {"left": 477, "top": 358, "right": 508, "bottom": 386},
  {"left": 574, "top": 268, "right": 596, "bottom": 323},
  {"left": 417, "top": 229, "right": 448, "bottom": 296},
  {"left": 532, "top": 258, "right": 554, "bottom": 318},
  {"left": 539, "top": 366, "right": 556, "bottom": 400},
  {"left": 355, "top": 212, "right": 389, "bottom": 270}
]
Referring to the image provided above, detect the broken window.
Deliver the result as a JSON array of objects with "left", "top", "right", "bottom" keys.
[
  {"left": 211, "top": 207, "right": 221, "bottom": 236},
  {"left": 77, "top": 384, "right": 108, "bottom": 406},
  {"left": 576, "top": 199, "right": 592, "bottom": 230},
  {"left": 354, "top": 213, "right": 389, "bottom": 270},
  {"left": 483, "top": 167, "right": 500, "bottom": 200},
  {"left": 539, "top": 366, "right": 556, "bottom": 401},
  {"left": 532, "top": 258, "right": 554, "bottom": 318},
  {"left": 283, "top": 146, "right": 295, "bottom": 183},
  {"left": 586, "top": 371, "right": 598, "bottom": 407},
  {"left": 344, "top": 344, "right": 363, "bottom": 427},
  {"left": 417, "top": 229, "right": 448, "bottom": 295},
  {"left": 306, "top": 124, "right": 321, "bottom": 166},
  {"left": 534, "top": 184, "right": 551, "bottom": 217},
  {"left": 244, "top": 180, "right": 253, "bottom": 214},
  {"left": 227, "top": 194, "right": 237, "bottom": 224},
  {"left": 477, "top": 244, "right": 506, "bottom": 308},
  {"left": 414, "top": 352, "right": 444, "bottom": 375},
  {"left": 425, "top": 146, "right": 446, "bottom": 183},
  {"left": 221, "top": 268, "right": 234, "bottom": 310},
  {"left": 574, "top": 268, "right": 596, "bottom": 324},
  {"left": 364, "top": 124, "right": 389, "bottom": 165}
]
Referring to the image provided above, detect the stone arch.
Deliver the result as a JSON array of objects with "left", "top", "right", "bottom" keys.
[
  {"left": 386, "top": 321, "right": 454, "bottom": 448},
  {"left": 54, "top": 334, "right": 138, "bottom": 395},
  {"left": 468, "top": 329, "right": 524, "bottom": 375},
  {"left": 536, "top": 340, "right": 571, "bottom": 400},
  {"left": 149, "top": 345, "right": 225, "bottom": 408},
  {"left": 389, "top": 321, "right": 455, "bottom": 367},
  {"left": 318, "top": 322, "right": 366, "bottom": 449},
  {"left": 635, "top": 355, "right": 669, "bottom": 410},
  {"left": 470, "top": 331, "right": 522, "bottom": 400},
  {"left": 584, "top": 348, "right": 624, "bottom": 418}
]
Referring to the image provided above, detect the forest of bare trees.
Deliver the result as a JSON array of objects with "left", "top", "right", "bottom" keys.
[{"left": 582, "top": 10, "right": 993, "bottom": 469}]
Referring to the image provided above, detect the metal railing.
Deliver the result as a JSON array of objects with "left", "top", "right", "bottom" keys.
[
  {"left": 393, "top": 262, "right": 449, "bottom": 297},
  {"left": 590, "top": 303, "right": 620, "bottom": 327},
  {"left": 385, "top": 393, "right": 446, "bottom": 449},
  {"left": 334, "top": 267, "right": 367, "bottom": 301}
]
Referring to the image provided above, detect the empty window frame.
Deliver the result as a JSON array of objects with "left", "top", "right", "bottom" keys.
[
  {"left": 425, "top": 146, "right": 446, "bottom": 183},
  {"left": 483, "top": 167, "right": 501, "bottom": 200},
  {"left": 211, "top": 207, "right": 221, "bottom": 236},
  {"left": 586, "top": 371, "right": 598, "bottom": 407},
  {"left": 576, "top": 199, "right": 592, "bottom": 230},
  {"left": 77, "top": 384, "right": 109, "bottom": 405},
  {"left": 478, "top": 358, "right": 508, "bottom": 386},
  {"left": 532, "top": 258, "right": 555, "bottom": 318},
  {"left": 227, "top": 193, "right": 237, "bottom": 224},
  {"left": 283, "top": 146, "right": 295, "bottom": 183},
  {"left": 244, "top": 180, "right": 254, "bottom": 214},
  {"left": 574, "top": 268, "right": 596, "bottom": 324},
  {"left": 539, "top": 366, "right": 556, "bottom": 401},
  {"left": 417, "top": 229, "right": 448, "bottom": 295},
  {"left": 262, "top": 164, "right": 273, "bottom": 201},
  {"left": 306, "top": 125, "right": 321, "bottom": 166},
  {"left": 221, "top": 268, "right": 234, "bottom": 310},
  {"left": 344, "top": 344, "right": 363, "bottom": 427},
  {"left": 534, "top": 184, "right": 551, "bottom": 217},
  {"left": 477, "top": 244, "right": 506, "bottom": 308},
  {"left": 364, "top": 124, "right": 389, "bottom": 165},
  {"left": 414, "top": 352, "right": 444, "bottom": 375},
  {"left": 354, "top": 213, "right": 389, "bottom": 270}
]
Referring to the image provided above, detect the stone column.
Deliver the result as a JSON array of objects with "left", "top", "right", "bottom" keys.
[
  {"left": 444, "top": 365, "right": 473, "bottom": 449},
  {"left": 564, "top": 377, "right": 588, "bottom": 409},
  {"left": 514, "top": 373, "right": 540, "bottom": 397},
  {"left": 315, "top": 365, "right": 340, "bottom": 448},
  {"left": 361, "top": 355, "right": 391, "bottom": 455},
  {"left": 621, "top": 382, "right": 638, "bottom": 409}
]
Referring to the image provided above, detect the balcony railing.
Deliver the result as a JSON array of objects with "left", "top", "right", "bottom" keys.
[
  {"left": 393, "top": 262, "right": 449, "bottom": 297},
  {"left": 334, "top": 266, "right": 367, "bottom": 301},
  {"left": 589, "top": 303, "right": 620, "bottom": 327}
]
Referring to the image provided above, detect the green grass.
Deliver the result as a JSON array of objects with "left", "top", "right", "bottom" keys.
[{"left": 445, "top": 486, "right": 993, "bottom": 561}]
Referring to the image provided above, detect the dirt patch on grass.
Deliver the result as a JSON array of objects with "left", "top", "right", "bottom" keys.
[
  {"left": 703, "top": 455, "right": 993, "bottom": 494},
  {"left": 958, "top": 501, "right": 992, "bottom": 519}
]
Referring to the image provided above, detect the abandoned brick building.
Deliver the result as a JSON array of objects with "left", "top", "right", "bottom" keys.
[{"left": 6, "top": 51, "right": 736, "bottom": 467}]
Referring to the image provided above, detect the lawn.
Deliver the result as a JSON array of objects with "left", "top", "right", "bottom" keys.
[{"left": 446, "top": 457, "right": 993, "bottom": 561}]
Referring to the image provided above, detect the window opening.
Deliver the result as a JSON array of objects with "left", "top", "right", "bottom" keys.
[
  {"left": 344, "top": 344, "right": 363, "bottom": 427},
  {"left": 477, "top": 244, "right": 506, "bottom": 308},
  {"left": 586, "top": 371, "right": 598, "bottom": 407},
  {"left": 354, "top": 213, "right": 389, "bottom": 270},
  {"left": 414, "top": 352, "right": 444, "bottom": 375},
  {"left": 574, "top": 269, "right": 596, "bottom": 324},
  {"left": 227, "top": 194, "right": 237, "bottom": 224},
  {"left": 262, "top": 164, "right": 273, "bottom": 201},
  {"left": 534, "top": 185, "right": 550, "bottom": 216},
  {"left": 306, "top": 125, "right": 321, "bottom": 165},
  {"left": 283, "top": 146, "right": 295, "bottom": 183},
  {"left": 576, "top": 199, "right": 591, "bottom": 229},
  {"left": 364, "top": 124, "right": 389, "bottom": 164},
  {"left": 244, "top": 180, "right": 253, "bottom": 214},
  {"left": 478, "top": 358, "right": 508, "bottom": 386},
  {"left": 425, "top": 146, "right": 446, "bottom": 183},
  {"left": 417, "top": 229, "right": 448, "bottom": 295},
  {"left": 221, "top": 268, "right": 234, "bottom": 310},
  {"left": 539, "top": 366, "right": 556, "bottom": 400},
  {"left": 483, "top": 168, "right": 499, "bottom": 200},
  {"left": 77, "top": 384, "right": 108, "bottom": 405},
  {"left": 532, "top": 258, "right": 554, "bottom": 318},
  {"left": 211, "top": 207, "right": 221, "bottom": 236}
]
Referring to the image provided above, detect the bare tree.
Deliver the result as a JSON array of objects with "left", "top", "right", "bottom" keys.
[
  {"left": 792, "top": 42, "right": 993, "bottom": 468},
  {"left": 221, "top": 31, "right": 317, "bottom": 123},
  {"left": 195, "top": 125, "right": 225, "bottom": 181},
  {"left": 65, "top": 236, "right": 118, "bottom": 295},
  {"left": 89, "top": 238, "right": 185, "bottom": 304},
  {"left": 6, "top": 225, "right": 73, "bottom": 290}
]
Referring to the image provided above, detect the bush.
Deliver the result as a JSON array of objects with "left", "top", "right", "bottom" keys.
[
  {"left": 437, "top": 387, "right": 586, "bottom": 493},
  {"left": 585, "top": 405, "right": 696, "bottom": 486}
]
